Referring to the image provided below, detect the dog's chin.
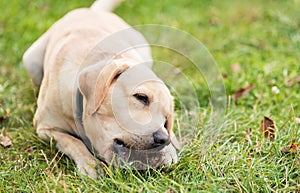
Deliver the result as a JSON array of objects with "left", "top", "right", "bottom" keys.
[{"left": 108, "top": 139, "right": 178, "bottom": 170}]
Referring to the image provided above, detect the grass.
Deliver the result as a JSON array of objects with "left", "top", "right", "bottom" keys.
[{"left": 1, "top": 0, "right": 300, "bottom": 192}]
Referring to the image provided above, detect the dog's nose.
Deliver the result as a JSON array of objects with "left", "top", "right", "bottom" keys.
[{"left": 153, "top": 130, "right": 170, "bottom": 147}]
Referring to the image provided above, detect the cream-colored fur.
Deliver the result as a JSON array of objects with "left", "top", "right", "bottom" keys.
[{"left": 23, "top": 0, "right": 179, "bottom": 178}]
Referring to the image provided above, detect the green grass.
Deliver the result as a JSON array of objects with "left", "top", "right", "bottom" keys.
[{"left": 1, "top": 0, "right": 300, "bottom": 192}]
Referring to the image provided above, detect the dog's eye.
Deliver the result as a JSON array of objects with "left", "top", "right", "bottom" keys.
[{"left": 133, "top": 93, "right": 150, "bottom": 106}]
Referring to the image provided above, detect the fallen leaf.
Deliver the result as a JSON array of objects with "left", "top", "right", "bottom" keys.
[
  {"left": 281, "top": 143, "right": 300, "bottom": 153},
  {"left": 231, "top": 63, "right": 241, "bottom": 73},
  {"left": 0, "top": 135, "right": 12, "bottom": 147},
  {"left": 260, "top": 116, "right": 275, "bottom": 141},
  {"left": 287, "top": 76, "right": 300, "bottom": 86},
  {"left": 233, "top": 84, "right": 255, "bottom": 101}
]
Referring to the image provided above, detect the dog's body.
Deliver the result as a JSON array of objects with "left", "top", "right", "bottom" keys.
[{"left": 23, "top": 0, "right": 179, "bottom": 178}]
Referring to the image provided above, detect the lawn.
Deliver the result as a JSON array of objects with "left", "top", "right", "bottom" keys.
[{"left": 1, "top": 0, "right": 300, "bottom": 192}]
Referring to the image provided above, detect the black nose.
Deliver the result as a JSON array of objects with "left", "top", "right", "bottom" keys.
[{"left": 153, "top": 130, "right": 170, "bottom": 147}]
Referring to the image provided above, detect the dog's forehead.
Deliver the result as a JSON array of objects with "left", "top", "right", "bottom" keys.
[
  {"left": 122, "top": 67, "right": 170, "bottom": 95},
  {"left": 116, "top": 65, "right": 167, "bottom": 92}
]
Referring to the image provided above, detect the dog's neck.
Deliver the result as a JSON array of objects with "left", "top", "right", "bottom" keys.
[{"left": 75, "top": 88, "right": 106, "bottom": 164}]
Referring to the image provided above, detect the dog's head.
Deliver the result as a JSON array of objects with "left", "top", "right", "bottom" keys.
[{"left": 78, "top": 59, "right": 179, "bottom": 169}]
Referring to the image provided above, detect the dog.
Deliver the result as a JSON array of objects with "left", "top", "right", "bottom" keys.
[{"left": 23, "top": 0, "right": 180, "bottom": 178}]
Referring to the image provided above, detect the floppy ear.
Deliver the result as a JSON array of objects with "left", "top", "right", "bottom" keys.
[
  {"left": 166, "top": 99, "right": 181, "bottom": 150},
  {"left": 78, "top": 62, "right": 129, "bottom": 114}
]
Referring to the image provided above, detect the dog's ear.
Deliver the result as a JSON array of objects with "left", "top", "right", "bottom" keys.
[
  {"left": 166, "top": 98, "right": 181, "bottom": 150},
  {"left": 78, "top": 62, "right": 129, "bottom": 114}
]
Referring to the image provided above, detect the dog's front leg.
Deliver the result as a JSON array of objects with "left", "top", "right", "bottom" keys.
[{"left": 38, "top": 128, "right": 98, "bottom": 178}]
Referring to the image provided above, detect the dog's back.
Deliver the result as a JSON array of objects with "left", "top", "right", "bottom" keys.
[{"left": 23, "top": 0, "right": 126, "bottom": 87}]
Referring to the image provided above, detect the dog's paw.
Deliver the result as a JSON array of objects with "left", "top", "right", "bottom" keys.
[{"left": 77, "top": 159, "right": 98, "bottom": 179}]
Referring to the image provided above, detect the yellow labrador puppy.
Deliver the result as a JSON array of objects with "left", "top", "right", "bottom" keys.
[{"left": 23, "top": 0, "right": 179, "bottom": 178}]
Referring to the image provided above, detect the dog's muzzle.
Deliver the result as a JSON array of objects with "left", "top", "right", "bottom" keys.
[{"left": 112, "top": 130, "right": 171, "bottom": 169}]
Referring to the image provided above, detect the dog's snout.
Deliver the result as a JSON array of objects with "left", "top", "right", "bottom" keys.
[{"left": 153, "top": 130, "right": 170, "bottom": 146}]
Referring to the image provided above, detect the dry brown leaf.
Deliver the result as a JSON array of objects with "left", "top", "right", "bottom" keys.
[
  {"left": 231, "top": 63, "right": 241, "bottom": 73},
  {"left": 233, "top": 84, "right": 255, "bottom": 101},
  {"left": 287, "top": 76, "right": 300, "bottom": 86},
  {"left": 260, "top": 116, "right": 275, "bottom": 141},
  {"left": 0, "top": 135, "right": 12, "bottom": 147},
  {"left": 281, "top": 143, "right": 300, "bottom": 153}
]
